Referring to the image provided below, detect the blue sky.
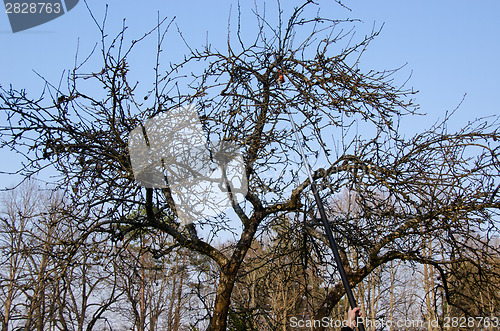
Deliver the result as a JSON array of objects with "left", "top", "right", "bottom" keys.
[{"left": 1, "top": 0, "right": 499, "bottom": 188}]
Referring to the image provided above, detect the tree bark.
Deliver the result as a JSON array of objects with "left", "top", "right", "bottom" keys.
[{"left": 208, "top": 271, "right": 237, "bottom": 331}]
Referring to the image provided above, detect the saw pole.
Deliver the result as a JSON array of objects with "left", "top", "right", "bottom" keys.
[{"left": 278, "top": 71, "right": 365, "bottom": 331}]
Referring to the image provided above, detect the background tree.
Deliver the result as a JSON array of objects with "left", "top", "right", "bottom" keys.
[
  {"left": 0, "top": 181, "right": 67, "bottom": 331},
  {"left": 445, "top": 238, "right": 500, "bottom": 320},
  {"left": 0, "top": 181, "right": 124, "bottom": 331},
  {"left": 1, "top": 1, "right": 500, "bottom": 330}
]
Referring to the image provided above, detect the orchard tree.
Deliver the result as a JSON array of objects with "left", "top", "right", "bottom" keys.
[{"left": 1, "top": 1, "right": 499, "bottom": 330}]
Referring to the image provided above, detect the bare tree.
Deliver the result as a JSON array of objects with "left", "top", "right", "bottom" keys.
[
  {"left": 1, "top": 1, "right": 499, "bottom": 330},
  {"left": 112, "top": 229, "right": 182, "bottom": 331},
  {"left": 0, "top": 181, "right": 125, "bottom": 331},
  {"left": 0, "top": 181, "right": 63, "bottom": 331},
  {"left": 0, "top": 181, "right": 42, "bottom": 331}
]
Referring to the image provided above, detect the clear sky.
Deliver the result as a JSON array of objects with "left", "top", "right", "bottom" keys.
[{"left": 1, "top": 0, "right": 499, "bottom": 188}]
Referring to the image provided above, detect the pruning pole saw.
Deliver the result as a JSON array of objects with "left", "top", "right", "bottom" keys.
[{"left": 277, "top": 69, "right": 365, "bottom": 331}]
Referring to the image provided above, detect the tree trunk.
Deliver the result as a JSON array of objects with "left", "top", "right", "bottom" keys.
[
  {"left": 389, "top": 261, "right": 395, "bottom": 331},
  {"left": 208, "top": 271, "right": 237, "bottom": 331},
  {"left": 423, "top": 236, "right": 436, "bottom": 331},
  {"left": 167, "top": 251, "right": 178, "bottom": 331},
  {"left": 139, "top": 251, "right": 146, "bottom": 331},
  {"left": 172, "top": 255, "right": 185, "bottom": 331}
]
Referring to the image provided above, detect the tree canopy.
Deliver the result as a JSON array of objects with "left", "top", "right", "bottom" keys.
[{"left": 1, "top": 1, "right": 499, "bottom": 330}]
